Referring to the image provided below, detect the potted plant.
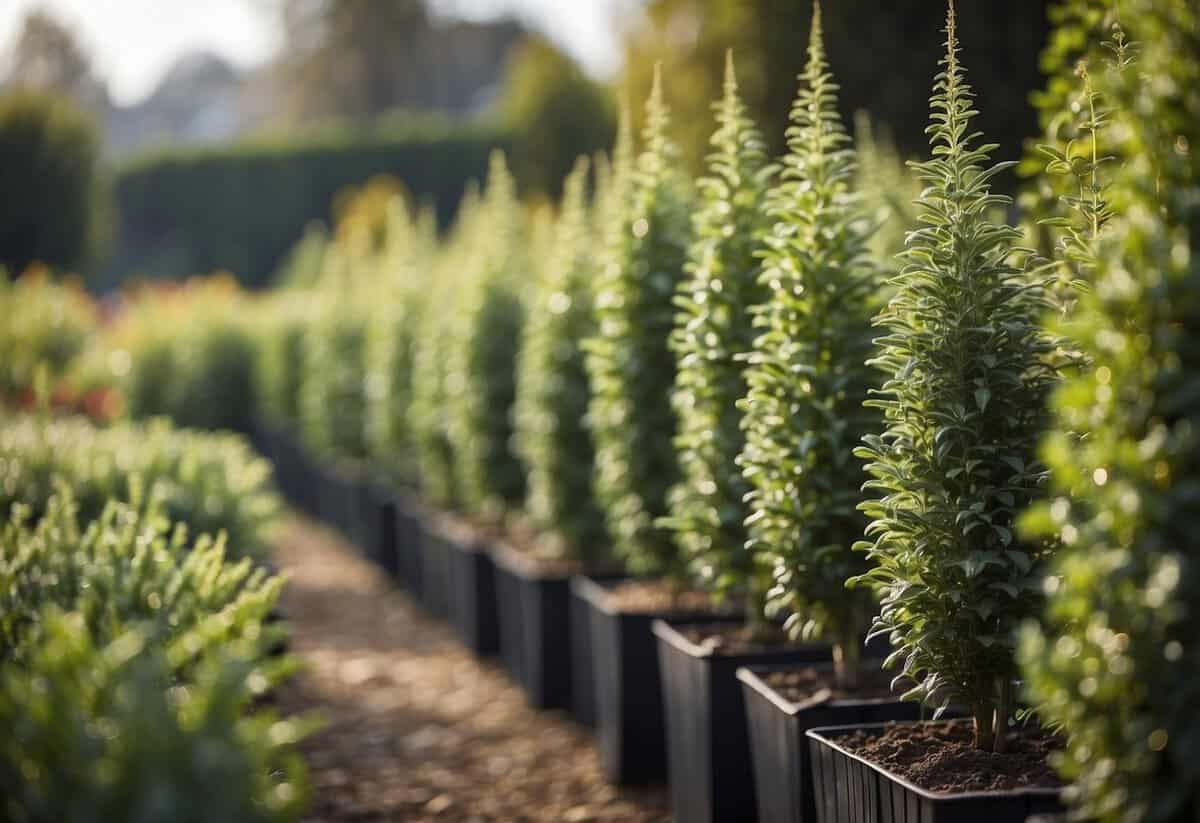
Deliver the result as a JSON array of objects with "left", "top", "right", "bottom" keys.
[
  {"left": 645, "top": 50, "right": 831, "bottom": 823},
  {"left": 807, "top": 3, "right": 1064, "bottom": 820},
  {"left": 730, "top": 8, "right": 928, "bottom": 821},
  {"left": 501, "top": 156, "right": 623, "bottom": 713},
  {"left": 407, "top": 186, "right": 485, "bottom": 617},
  {"left": 579, "top": 71, "right": 737, "bottom": 784},
  {"left": 432, "top": 152, "right": 529, "bottom": 658},
  {"left": 1019, "top": 4, "right": 1200, "bottom": 821}
]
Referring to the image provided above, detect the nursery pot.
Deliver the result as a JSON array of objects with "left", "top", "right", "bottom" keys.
[
  {"left": 573, "top": 577, "right": 734, "bottom": 786},
  {"left": 805, "top": 721, "right": 1064, "bottom": 823},
  {"left": 436, "top": 517, "right": 500, "bottom": 656},
  {"left": 491, "top": 546, "right": 609, "bottom": 710},
  {"left": 392, "top": 494, "right": 425, "bottom": 595},
  {"left": 415, "top": 509, "right": 451, "bottom": 619},
  {"left": 653, "top": 619, "right": 832, "bottom": 823},
  {"left": 738, "top": 663, "right": 928, "bottom": 823},
  {"left": 568, "top": 573, "right": 625, "bottom": 728},
  {"left": 363, "top": 482, "right": 398, "bottom": 577}
]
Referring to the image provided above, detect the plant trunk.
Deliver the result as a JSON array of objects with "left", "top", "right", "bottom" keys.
[
  {"left": 993, "top": 676, "right": 1013, "bottom": 754},
  {"left": 973, "top": 701, "right": 997, "bottom": 751},
  {"left": 833, "top": 626, "right": 863, "bottom": 690}
]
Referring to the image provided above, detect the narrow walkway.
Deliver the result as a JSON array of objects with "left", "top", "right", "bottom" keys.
[{"left": 273, "top": 516, "right": 671, "bottom": 822}]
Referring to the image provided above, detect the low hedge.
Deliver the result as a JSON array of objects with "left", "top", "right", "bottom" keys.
[{"left": 0, "top": 414, "right": 278, "bottom": 562}]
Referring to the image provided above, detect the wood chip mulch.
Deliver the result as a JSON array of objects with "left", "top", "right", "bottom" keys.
[{"left": 271, "top": 516, "right": 671, "bottom": 823}]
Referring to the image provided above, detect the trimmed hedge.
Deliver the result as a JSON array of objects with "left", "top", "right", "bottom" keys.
[{"left": 106, "top": 122, "right": 509, "bottom": 289}]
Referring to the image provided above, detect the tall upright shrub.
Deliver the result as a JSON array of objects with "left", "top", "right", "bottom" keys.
[
  {"left": 298, "top": 252, "right": 371, "bottom": 464},
  {"left": 365, "top": 201, "right": 434, "bottom": 487},
  {"left": 444, "top": 152, "right": 528, "bottom": 520},
  {"left": 853, "top": 1, "right": 1059, "bottom": 751},
  {"left": 1019, "top": 2, "right": 1200, "bottom": 819},
  {"left": 411, "top": 186, "right": 481, "bottom": 508},
  {"left": 662, "top": 53, "right": 770, "bottom": 606},
  {"left": 740, "top": 5, "right": 882, "bottom": 675},
  {"left": 255, "top": 292, "right": 315, "bottom": 433},
  {"left": 586, "top": 68, "right": 693, "bottom": 577},
  {"left": 514, "top": 157, "right": 608, "bottom": 561}
]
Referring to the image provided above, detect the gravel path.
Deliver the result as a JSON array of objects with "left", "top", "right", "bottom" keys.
[{"left": 272, "top": 516, "right": 671, "bottom": 822}]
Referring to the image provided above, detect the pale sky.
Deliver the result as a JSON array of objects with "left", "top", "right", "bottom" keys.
[{"left": 0, "top": 0, "right": 628, "bottom": 106}]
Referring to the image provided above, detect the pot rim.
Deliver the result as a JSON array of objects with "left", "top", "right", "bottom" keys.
[
  {"left": 805, "top": 720, "right": 1065, "bottom": 802},
  {"left": 651, "top": 617, "right": 829, "bottom": 662},
  {"left": 736, "top": 662, "right": 905, "bottom": 716},
  {"left": 570, "top": 575, "right": 737, "bottom": 620}
]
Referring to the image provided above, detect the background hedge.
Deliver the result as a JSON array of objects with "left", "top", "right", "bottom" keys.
[{"left": 103, "top": 121, "right": 509, "bottom": 290}]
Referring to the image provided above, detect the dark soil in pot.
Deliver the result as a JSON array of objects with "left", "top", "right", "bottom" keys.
[
  {"left": 654, "top": 620, "right": 832, "bottom": 823},
  {"left": 574, "top": 578, "right": 737, "bottom": 786},
  {"left": 738, "top": 662, "right": 930, "bottom": 823},
  {"left": 806, "top": 720, "right": 1064, "bottom": 823}
]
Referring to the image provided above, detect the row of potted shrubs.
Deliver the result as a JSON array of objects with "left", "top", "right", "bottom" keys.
[
  {"left": 227, "top": 2, "right": 1195, "bottom": 822},
  {"left": 0, "top": 410, "right": 308, "bottom": 821},
  {"left": 7, "top": 0, "right": 1190, "bottom": 820}
]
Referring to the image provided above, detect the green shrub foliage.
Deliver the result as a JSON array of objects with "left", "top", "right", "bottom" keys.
[
  {"left": 0, "top": 272, "right": 96, "bottom": 399},
  {"left": 853, "top": 2, "right": 1059, "bottom": 751},
  {"left": 854, "top": 112, "right": 921, "bottom": 266},
  {"left": 255, "top": 293, "right": 315, "bottom": 433},
  {"left": 444, "top": 152, "right": 528, "bottom": 519},
  {"left": 0, "top": 493, "right": 283, "bottom": 667},
  {"left": 1019, "top": 1, "right": 1200, "bottom": 819},
  {"left": 115, "top": 279, "right": 259, "bottom": 434},
  {"left": 739, "top": 7, "right": 882, "bottom": 676},
  {"left": 514, "top": 157, "right": 608, "bottom": 562},
  {"left": 298, "top": 261, "right": 371, "bottom": 465},
  {"left": 0, "top": 609, "right": 306, "bottom": 823},
  {"left": 0, "top": 414, "right": 278, "bottom": 562},
  {"left": 586, "top": 69, "right": 693, "bottom": 577},
  {"left": 365, "top": 205, "right": 435, "bottom": 487},
  {"left": 662, "top": 54, "right": 770, "bottom": 604},
  {"left": 0, "top": 91, "right": 103, "bottom": 276}
]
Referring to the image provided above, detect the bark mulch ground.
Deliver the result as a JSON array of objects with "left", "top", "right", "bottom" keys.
[{"left": 272, "top": 516, "right": 671, "bottom": 823}]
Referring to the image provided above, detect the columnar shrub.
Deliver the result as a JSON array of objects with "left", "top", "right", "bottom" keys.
[
  {"left": 514, "top": 157, "right": 608, "bottom": 561},
  {"left": 586, "top": 68, "right": 693, "bottom": 577},
  {"left": 256, "top": 292, "right": 315, "bottom": 433},
  {"left": 0, "top": 414, "right": 278, "bottom": 562},
  {"left": 662, "top": 53, "right": 770, "bottom": 605},
  {"left": 365, "top": 204, "right": 435, "bottom": 487},
  {"left": 298, "top": 252, "right": 371, "bottom": 464},
  {"left": 740, "top": 6, "right": 883, "bottom": 675},
  {"left": 1019, "top": 1, "right": 1200, "bottom": 819},
  {"left": 444, "top": 152, "right": 529, "bottom": 519},
  {"left": 853, "top": 2, "right": 1059, "bottom": 751},
  {"left": 0, "top": 493, "right": 284, "bottom": 666},
  {"left": 854, "top": 112, "right": 921, "bottom": 265},
  {"left": 411, "top": 185, "right": 482, "bottom": 508},
  {"left": 0, "top": 610, "right": 306, "bottom": 823}
]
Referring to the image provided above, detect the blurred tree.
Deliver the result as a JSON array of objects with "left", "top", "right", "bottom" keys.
[
  {"left": 273, "top": 0, "right": 429, "bottom": 121},
  {"left": 496, "top": 36, "right": 617, "bottom": 197},
  {"left": 1, "top": 10, "right": 110, "bottom": 113},
  {"left": 0, "top": 91, "right": 103, "bottom": 277},
  {"left": 622, "top": 0, "right": 1050, "bottom": 180}
]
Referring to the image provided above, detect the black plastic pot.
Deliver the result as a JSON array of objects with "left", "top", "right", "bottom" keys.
[
  {"left": 393, "top": 495, "right": 425, "bottom": 595},
  {"left": 569, "top": 573, "right": 624, "bottom": 728},
  {"left": 738, "top": 663, "right": 928, "bottom": 823},
  {"left": 415, "top": 511, "right": 451, "bottom": 618},
  {"left": 806, "top": 721, "right": 1064, "bottom": 823},
  {"left": 438, "top": 519, "right": 500, "bottom": 656},
  {"left": 653, "top": 620, "right": 832, "bottom": 823},
  {"left": 573, "top": 577, "right": 734, "bottom": 785},
  {"left": 492, "top": 545, "right": 591, "bottom": 709},
  {"left": 362, "top": 482, "right": 398, "bottom": 577}
]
